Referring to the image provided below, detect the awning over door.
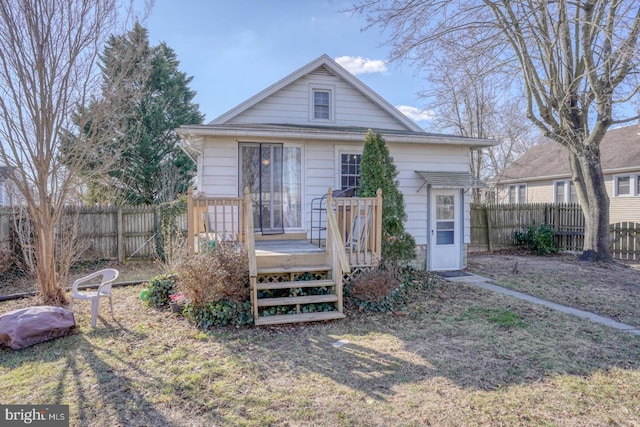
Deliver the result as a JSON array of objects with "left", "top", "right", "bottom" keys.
[{"left": 415, "top": 171, "right": 473, "bottom": 188}]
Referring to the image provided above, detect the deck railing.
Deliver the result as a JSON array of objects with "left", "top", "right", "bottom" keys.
[
  {"left": 187, "top": 188, "right": 247, "bottom": 255},
  {"left": 187, "top": 186, "right": 383, "bottom": 267},
  {"left": 331, "top": 188, "right": 382, "bottom": 267}
]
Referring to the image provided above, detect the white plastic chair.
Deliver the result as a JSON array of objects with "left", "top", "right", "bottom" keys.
[{"left": 70, "top": 269, "right": 119, "bottom": 327}]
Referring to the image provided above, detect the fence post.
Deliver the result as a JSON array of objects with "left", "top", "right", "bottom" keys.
[
  {"left": 485, "top": 205, "right": 493, "bottom": 252},
  {"left": 117, "top": 207, "right": 125, "bottom": 262}
]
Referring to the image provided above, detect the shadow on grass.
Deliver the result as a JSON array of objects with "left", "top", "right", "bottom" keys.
[
  {"left": 0, "top": 322, "right": 184, "bottom": 426},
  {"left": 215, "top": 282, "right": 640, "bottom": 397}
]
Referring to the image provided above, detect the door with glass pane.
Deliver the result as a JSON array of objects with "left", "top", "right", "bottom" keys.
[
  {"left": 429, "top": 189, "right": 461, "bottom": 270},
  {"left": 239, "top": 143, "right": 301, "bottom": 234}
]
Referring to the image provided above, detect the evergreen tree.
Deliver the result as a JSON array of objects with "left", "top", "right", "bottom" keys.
[
  {"left": 358, "top": 130, "right": 415, "bottom": 262},
  {"left": 68, "top": 23, "right": 203, "bottom": 205}
]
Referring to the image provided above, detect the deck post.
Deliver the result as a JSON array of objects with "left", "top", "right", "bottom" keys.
[
  {"left": 327, "top": 188, "right": 341, "bottom": 312},
  {"left": 375, "top": 188, "right": 383, "bottom": 265},
  {"left": 245, "top": 187, "right": 258, "bottom": 321}
]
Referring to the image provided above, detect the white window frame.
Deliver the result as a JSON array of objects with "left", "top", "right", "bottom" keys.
[
  {"left": 613, "top": 174, "right": 634, "bottom": 197},
  {"left": 553, "top": 180, "right": 579, "bottom": 203},
  {"left": 334, "top": 146, "right": 363, "bottom": 191},
  {"left": 309, "top": 84, "right": 335, "bottom": 122},
  {"left": 508, "top": 183, "right": 527, "bottom": 204}
]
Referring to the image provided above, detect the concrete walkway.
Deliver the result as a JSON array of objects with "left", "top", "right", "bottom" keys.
[{"left": 447, "top": 273, "right": 640, "bottom": 336}]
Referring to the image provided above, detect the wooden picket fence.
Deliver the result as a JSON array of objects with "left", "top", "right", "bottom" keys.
[
  {"left": 0, "top": 205, "right": 187, "bottom": 262},
  {"left": 471, "top": 203, "right": 640, "bottom": 260}
]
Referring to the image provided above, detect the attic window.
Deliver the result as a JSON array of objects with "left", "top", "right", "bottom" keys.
[
  {"left": 314, "top": 91, "right": 330, "bottom": 119},
  {"left": 309, "top": 85, "right": 335, "bottom": 122}
]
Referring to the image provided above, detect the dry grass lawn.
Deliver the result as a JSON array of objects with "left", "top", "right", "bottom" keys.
[
  {"left": 1, "top": 255, "right": 639, "bottom": 426},
  {"left": 468, "top": 252, "right": 640, "bottom": 328}
]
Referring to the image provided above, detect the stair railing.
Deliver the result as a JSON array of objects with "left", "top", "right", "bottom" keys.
[
  {"left": 326, "top": 188, "right": 351, "bottom": 314},
  {"left": 243, "top": 188, "right": 258, "bottom": 321}
]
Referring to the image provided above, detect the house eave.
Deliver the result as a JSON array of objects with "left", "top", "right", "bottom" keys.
[{"left": 177, "top": 125, "right": 496, "bottom": 148}]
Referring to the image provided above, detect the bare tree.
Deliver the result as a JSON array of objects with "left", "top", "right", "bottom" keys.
[
  {"left": 0, "top": 0, "right": 143, "bottom": 304},
  {"left": 424, "top": 50, "right": 536, "bottom": 202},
  {"left": 354, "top": 0, "right": 640, "bottom": 262}
]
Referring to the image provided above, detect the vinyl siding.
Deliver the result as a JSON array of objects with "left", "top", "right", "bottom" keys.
[
  {"left": 496, "top": 170, "right": 640, "bottom": 223},
  {"left": 200, "top": 138, "right": 239, "bottom": 197},
  {"left": 227, "top": 70, "right": 408, "bottom": 130},
  {"left": 198, "top": 138, "right": 473, "bottom": 246}
]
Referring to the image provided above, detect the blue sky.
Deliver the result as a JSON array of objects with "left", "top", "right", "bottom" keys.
[{"left": 143, "top": 0, "right": 433, "bottom": 125}]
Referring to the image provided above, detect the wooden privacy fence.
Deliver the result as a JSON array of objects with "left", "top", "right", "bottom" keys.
[
  {"left": 610, "top": 222, "right": 640, "bottom": 260},
  {"left": 0, "top": 204, "right": 187, "bottom": 262},
  {"left": 471, "top": 203, "right": 640, "bottom": 260}
]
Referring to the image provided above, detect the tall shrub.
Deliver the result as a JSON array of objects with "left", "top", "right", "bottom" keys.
[{"left": 358, "top": 130, "right": 415, "bottom": 262}]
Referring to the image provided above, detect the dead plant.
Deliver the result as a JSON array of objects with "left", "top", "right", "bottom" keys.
[{"left": 175, "top": 243, "right": 249, "bottom": 307}]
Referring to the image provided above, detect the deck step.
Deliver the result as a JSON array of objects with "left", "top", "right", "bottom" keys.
[
  {"left": 256, "top": 252, "right": 328, "bottom": 269},
  {"left": 257, "top": 279, "right": 335, "bottom": 291},
  {"left": 256, "top": 294, "right": 338, "bottom": 307},
  {"left": 255, "top": 311, "right": 345, "bottom": 326},
  {"left": 257, "top": 265, "right": 332, "bottom": 275}
]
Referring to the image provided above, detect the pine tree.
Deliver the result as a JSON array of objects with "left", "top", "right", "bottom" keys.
[
  {"left": 68, "top": 23, "right": 203, "bottom": 205},
  {"left": 358, "top": 130, "right": 415, "bottom": 262}
]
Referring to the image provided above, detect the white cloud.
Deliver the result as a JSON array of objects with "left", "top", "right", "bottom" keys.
[
  {"left": 395, "top": 105, "right": 435, "bottom": 122},
  {"left": 335, "top": 56, "right": 387, "bottom": 75}
]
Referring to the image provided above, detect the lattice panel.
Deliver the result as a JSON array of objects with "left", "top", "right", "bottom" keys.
[
  {"left": 257, "top": 274, "right": 291, "bottom": 283},
  {"left": 293, "top": 271, "right": 329, "bottom": 281},
  {"left": 343, "top": 266, "right": 372, "bottom": 285}
]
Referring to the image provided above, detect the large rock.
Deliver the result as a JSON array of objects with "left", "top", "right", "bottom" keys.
[{"left": 0, "top": 306, "right": 75, "bottom": 350}]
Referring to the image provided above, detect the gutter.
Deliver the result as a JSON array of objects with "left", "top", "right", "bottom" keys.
[{"left": 177, "top": 125, "right": 497, "bottom": 148}]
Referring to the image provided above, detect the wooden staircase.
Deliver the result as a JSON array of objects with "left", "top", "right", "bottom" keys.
[
  {"left": 252, "top": 242, "right": 346, "bottom": 326},
  {"left": 187, "top": 187, "right": 382, "bottom": 326}
]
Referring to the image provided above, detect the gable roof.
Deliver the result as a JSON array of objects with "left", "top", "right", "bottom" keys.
[
  {"left": 500, "top": 124, "right": 640, "bottom": 182},
  {"left": 209, "top": 54, "right": 424, "bottom": 133}
]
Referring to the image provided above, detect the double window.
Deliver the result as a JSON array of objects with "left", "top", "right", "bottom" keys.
[
  {"left": 554, "top": 180, "right": 579, "bottom": 203},
  {"left": 508, "top": 184, "right": 527, "bottom": 204}
]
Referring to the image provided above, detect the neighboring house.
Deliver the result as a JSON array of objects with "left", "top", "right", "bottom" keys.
[
  {"left": 178, "top": 54, "right": 494, "bottom": 271},
  {"left": 0, "top": 166, "right": 11, "bottom": 206},
  {"left": 495, "top": 124, "right": 640, "bottom": 223}
]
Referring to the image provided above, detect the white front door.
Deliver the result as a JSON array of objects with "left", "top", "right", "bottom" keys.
[{"left": 429, "top": 189, "right": 461, "bottom": 271}]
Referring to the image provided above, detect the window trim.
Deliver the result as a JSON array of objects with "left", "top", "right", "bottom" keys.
[
  {"left": 507, "top": 183, "right": 527, "bottom": 204},
  {"left": 553, "top": 179, "right": 579, "bottom": 203},
  {"left": 613, "top": 174, "right": 634, "bottom": 197},
  {"left": 309, "top": 84, "right": 335, "bottom": 122},
  {"left": 335, "top": 146, "right": 363, "bottom": 191}
]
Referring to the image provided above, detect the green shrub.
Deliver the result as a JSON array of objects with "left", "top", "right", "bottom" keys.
[
  {"left": 146, "top": 273, "right": 177, "bottom": 307},
  {"left": 514, "top": 222, "right": 558, "bottom": 255},
  {"left": 183, "top": 300, "right": 253, "bottom": 328},
  {"left": 357, "top": 130, "right": 416, "bottom": 263}
]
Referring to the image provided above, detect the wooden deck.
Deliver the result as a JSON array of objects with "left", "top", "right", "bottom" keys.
[
  {"left": 255, "top": 239, "right": 325, "bottom": 255},
  {"left": 186, "top": 187, "right": 382, "bottom": 325}
]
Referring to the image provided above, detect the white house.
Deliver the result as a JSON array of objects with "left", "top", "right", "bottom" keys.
[{"left": 178, "top": 55, "right": 494, "bottom": 271}]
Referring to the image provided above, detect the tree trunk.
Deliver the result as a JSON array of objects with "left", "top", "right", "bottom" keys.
[
  {"left": 35, "top": 209, "right": 67, "bottom": 306},
  {"left": 569, "top": 150, "right": 612, "bottom": 263}
]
